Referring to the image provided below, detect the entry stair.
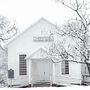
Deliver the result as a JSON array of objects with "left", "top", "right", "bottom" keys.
[{"left": 33, "top": 82, "right": 51, "bottom": 87}]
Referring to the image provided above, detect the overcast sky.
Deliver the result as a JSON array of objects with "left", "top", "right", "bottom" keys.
[{"left": 0, "top": 0, "right": 87, "bottom": 32}]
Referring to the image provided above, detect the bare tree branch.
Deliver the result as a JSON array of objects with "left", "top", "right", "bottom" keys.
[
  {"left": 54, "top": 0, "right": 90, "bottom": 63},
  {"left": 0, "top": 16, "right": 18, "bottom": 46}
]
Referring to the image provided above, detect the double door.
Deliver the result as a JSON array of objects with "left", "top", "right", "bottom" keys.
[{"left": 32, "top": 59, "right": 51, "bottom": 82}]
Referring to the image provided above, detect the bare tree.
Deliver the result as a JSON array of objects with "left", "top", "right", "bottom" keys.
[
  {"left": 54, "top": 0, "right": 90, "bottom": 63},
  {"left": 0, "top": 16, "right": 17, "bottom": 47},
  {"left": 0, "top": 15, "right": 17, "bottom": 86},
  {"left": 48, "top": 41, "right": 75, "bottom": 63}
]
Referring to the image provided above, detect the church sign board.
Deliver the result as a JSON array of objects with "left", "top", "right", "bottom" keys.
[{"left": 33, "top": 36, "right": 54, "bottom": 42}]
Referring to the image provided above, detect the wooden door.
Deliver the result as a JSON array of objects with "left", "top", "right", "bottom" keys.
[{"left": 32, "top": 59, "right": 51, "bottom": 82}]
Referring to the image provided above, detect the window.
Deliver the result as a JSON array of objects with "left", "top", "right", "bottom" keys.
[
  {"left": 62, "top": 60, "right": 69, "bottom": 74},
  {"left": 19, "top": 54, "right": 27, "bottom": 75}
]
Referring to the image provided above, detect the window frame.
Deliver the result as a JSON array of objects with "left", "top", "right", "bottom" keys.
[
  {"left": 19, "top": 54, "right": 27, "bottom": 75},
  {"left": 62, "top": 60, "right": 69, "bottom": 75}
]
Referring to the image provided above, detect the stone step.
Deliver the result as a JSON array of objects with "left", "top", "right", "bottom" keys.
[
  {"left": 32, "top": 82, "right": 51, "bottom": 87},
  {"left": 33, "top": 84, "right": 50, "bottom": 87},
  {"left": 36, "top": 82, "right": 50, "bottom": 84}
]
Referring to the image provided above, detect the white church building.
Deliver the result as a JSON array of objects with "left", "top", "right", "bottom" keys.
[{"left": 6, "top": 18, "right": 90, "bottom": 87}]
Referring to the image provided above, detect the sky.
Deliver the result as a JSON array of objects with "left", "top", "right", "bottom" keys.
[{"left": 0, "top": 0, "right": 83, "bottom": 32}]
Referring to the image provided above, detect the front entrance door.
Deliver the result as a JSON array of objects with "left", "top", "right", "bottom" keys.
[{"left": 32, "top": 59, "right": 51, "bottom": 83}]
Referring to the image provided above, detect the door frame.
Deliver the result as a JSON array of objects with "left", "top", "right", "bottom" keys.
[{"left": 30, "top": 58, "right": 53, "bottom": 84}]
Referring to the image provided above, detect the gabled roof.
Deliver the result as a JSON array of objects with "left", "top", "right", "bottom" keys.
[
  {"left": 26, "top": 48, "right": 49, "bottom": 59},
  {"left": 5, "top": 17, "right": 59, "bottom": 47}
]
